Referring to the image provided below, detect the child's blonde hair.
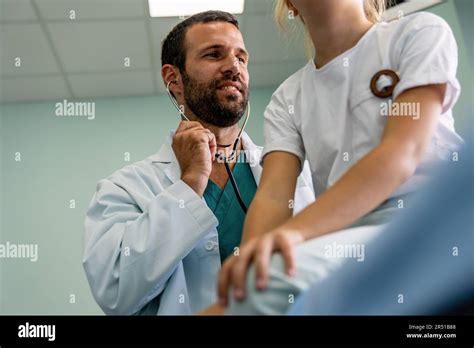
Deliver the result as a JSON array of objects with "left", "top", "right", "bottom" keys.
[{"left": 275, "top": 0, "right": 388, "bottom": 57}]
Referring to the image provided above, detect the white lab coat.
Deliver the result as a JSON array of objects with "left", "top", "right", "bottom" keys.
[{"left": 83, "top": 131, "right": 315, "bottom": 315}]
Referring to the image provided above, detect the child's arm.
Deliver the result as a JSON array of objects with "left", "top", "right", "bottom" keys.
[{"left": 240, "top": 151, "right": 300, "bottom": 244}]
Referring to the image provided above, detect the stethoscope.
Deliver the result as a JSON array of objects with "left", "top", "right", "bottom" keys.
[{"left": 166, "top": 80, "right": 250, "bottom": 213}]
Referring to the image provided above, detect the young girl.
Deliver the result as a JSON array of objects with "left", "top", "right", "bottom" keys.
[{"left": 217, "top": 0, "right": 463, "bottom": 314}]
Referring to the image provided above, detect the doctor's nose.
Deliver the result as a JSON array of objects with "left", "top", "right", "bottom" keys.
[{"left": 221, "top": 56, "right": 241, "bottom": 77}]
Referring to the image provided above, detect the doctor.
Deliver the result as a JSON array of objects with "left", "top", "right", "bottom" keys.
[{"left": 82, "top": 10, "right": 314, "bottom": 315}]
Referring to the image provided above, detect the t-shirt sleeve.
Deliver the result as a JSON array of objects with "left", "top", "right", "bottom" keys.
[
  {"left": 261, "top": 87, "right": 305, "bottom": 168},
  {"left": 392, "top": 14, "right": 461, "bottom": 113}
]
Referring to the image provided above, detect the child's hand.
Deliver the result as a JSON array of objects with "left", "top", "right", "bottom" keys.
[{"left": 217, "top": 228, "right": 305, "bottom": 305}]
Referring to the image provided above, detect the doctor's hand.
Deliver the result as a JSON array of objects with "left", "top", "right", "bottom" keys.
[
  {"left": 172, "top": 121, "right": 217, "bottom": 197},
  {"left": 217, "top": 228, "right": 304, "bottom": 306}
]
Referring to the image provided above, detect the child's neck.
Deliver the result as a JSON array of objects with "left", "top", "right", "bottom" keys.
[{"left": 301, "top": 5, "right": 374, "bottom": 68}]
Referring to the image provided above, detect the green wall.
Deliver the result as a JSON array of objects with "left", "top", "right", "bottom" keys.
[
  {"left": 0, "top": 0, "right": 472, "bottom": 314},
  {"left": 429, "top": 0, "right": 473, "bottom": 132}
]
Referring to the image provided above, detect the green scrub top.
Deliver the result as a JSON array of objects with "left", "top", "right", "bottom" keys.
[{"left": 203, "top": 153, "right": 257, "bottom": 263}]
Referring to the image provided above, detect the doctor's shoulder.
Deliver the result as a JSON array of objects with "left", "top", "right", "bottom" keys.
[{"left": 96, "top": 154, "right": 165, "bottom": 194}]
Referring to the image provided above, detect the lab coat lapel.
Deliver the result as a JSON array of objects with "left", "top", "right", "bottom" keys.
[
  {"left": 150, "top": 132, "right": 181, "bottom": 184},
  {"left": 241, "top": 132, "right": 263, "bottom": 185}
]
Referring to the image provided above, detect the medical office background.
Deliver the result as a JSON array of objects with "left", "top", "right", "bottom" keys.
[{"left": 0, "top": 0, "right": 472, "bottom": 314}]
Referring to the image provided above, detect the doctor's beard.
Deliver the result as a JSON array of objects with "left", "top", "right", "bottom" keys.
[{"left": 181, "top": 71, "right": 249, "bottom": 128}]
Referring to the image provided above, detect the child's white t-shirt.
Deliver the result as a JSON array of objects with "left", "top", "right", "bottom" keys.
[{"left": 262, "top": 12, "right": 464, "bottom": 198}]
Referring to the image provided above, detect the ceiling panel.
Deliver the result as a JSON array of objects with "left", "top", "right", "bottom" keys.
[
  {"left": 47, "top": 20, "right": 151, "bottom": 72},
  {"left": 0, "top": 0, "right": 37, "bottom": 22},
  {"left": 0, "top": 0, "right": 308, "bottom": 104},
  {"left": 0, "top": 75, "right": 69, "bottom": 103},
  {"left": 35, "top": 0, "right": 146, "bottom": 21},
  {"left": 69, "top": 70, "right": 154, "bottom": 98},
  {"left": 244, "top": 0, "right": 275, "bottom": 14},
  {"left": 0, "top": 23, "right": 61, "bottom": 76},
  {"left": 241, "top": 14, "right": 306, "bottom": 63}
]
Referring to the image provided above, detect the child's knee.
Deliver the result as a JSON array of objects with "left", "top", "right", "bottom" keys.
[{"left": 225, "top": 253, "right": 301, "bottom": 315}]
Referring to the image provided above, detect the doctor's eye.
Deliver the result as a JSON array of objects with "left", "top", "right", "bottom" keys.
[
  {"left": 204, "top": 52, "right": 220, "bottom": 59},
  {"left": 237, "top": 56, "right": 247, "bottom": 64}
]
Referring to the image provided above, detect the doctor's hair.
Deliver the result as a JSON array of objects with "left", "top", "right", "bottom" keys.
[
  {"left": 161, "top": 11, "right": 240, "bottom": 72},
  {"left": 275, "top": 0, "right": 388, "bottom": 57}
]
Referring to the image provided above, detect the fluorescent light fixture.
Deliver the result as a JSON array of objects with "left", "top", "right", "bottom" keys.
[{"left": 148, "top": 0, "right": 245, "bottom": 18}]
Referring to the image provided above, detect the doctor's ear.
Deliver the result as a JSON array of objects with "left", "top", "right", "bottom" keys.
[
  {"left": 162, "top": 65, "right": 183, "bottom": 93},
  {"left": 161, "top": 64, "right": 181, "bottom": 85}
]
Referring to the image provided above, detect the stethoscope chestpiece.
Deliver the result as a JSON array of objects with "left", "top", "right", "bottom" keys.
[{"left": 370, "top": 69, "right": 400, "bottom": 99}]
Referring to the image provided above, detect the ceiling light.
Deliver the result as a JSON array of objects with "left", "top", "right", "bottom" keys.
[{"left": 148, "top": 0, "right": 245, "bottom": 18}]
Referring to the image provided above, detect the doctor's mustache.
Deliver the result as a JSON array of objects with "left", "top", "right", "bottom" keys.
[{"left": 211, "top": 76, "right": 248, "bottom": 96}]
